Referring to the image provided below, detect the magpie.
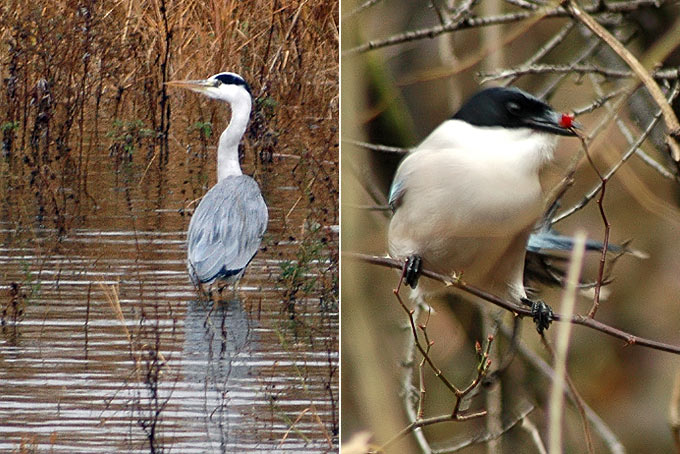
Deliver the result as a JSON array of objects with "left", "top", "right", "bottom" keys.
[{"left": 387, "top": 86, "right": 578, "bottom": 333}]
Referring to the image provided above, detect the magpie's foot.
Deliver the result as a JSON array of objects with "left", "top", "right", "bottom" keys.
[
  {"left": 521, "top": 297, "right": 554, "bottom": 334},
  {"left": 403, "top": 255, "right": 422, "bottom": 289}
]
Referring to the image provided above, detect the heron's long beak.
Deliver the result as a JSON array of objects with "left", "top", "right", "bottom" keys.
[{"left": 165, "top": 79, "right": 215, "bottom": 93}]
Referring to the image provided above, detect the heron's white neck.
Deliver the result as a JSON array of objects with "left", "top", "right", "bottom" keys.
[{"left": 217, "top": 94, "right": 252, "bottom": 181}]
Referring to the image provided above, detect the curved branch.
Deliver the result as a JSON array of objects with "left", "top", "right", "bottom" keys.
[
  {"left": 342, "top": 0, "right": 665, "bottom": 56},
  {"left": 480, "top": 63, "right": 680, "bottom": 83},
  {"left": 562, "top": 0, "right": 680, "bottom": 161},
  {"left": 344, "top": 251, "right": 680, "bottom": 355}
]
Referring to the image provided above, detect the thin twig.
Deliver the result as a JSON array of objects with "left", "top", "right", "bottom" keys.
[
  {"left": 345, "top": 252, "right": 680, "bottom": 355},
  {"left": 481, "top": 63, "right": 680, "bottom": 84},
  {"left": 393, "top": 287, "right": 461, "bottom": 396},
  {"left": 376, "top": 409, "right": 488, "bottom": 453},
  {"left": 607, "top": 97, "right": 676, "bottom": 180},
  {"left": 522, "top": 418, "right": 548, "bottom": 454},
  {"left": 497, "top": 323, "right": 626, "bottom": 454},
  {"left": 345, "top": 155, "right": 389, "bottom": 207},
  {"left": 343, "top": 0, "right": 478, "bottom": 56},
  {"left": 500, "top": 21, "right": 576, "bottom": 87},
  {"left": 430, "top": 0, "right": 448, "bottom": 26},
  {"left": 571, "top": 89, "right": 626, "bottom": 116},
  {"left": 536, "top": 29, "right": 606, "bottom": 100},
  {"left": 575, "top": 132, "right": 609, "bottom": 319},
  {"left": 430, "top": 402, "right": 536, "bottom": 453},
  {"left": 504, "top": 0, "right": 539, "bottom": 11},
  {"left": 342, "top": 138, "right": 409, "bottom": 154},
  {"left": 342, "top": 0, "right": 663, "bottom": 56},
  {"left": 401, "top": 302, "right": 433, "bottom": 453},
  {"left": 342, "top": 0, "right": 383, "bottom": 21},
  {"left": 563, "top": 0, "right": 680, "bottom": 161},
  {"left": 418, "top": 307, "right": 434, "bottom": 419},
  {"left": 385, "top": 267, "right": 495, "bottom": 453},
  {"left": 554, "top": 82, "right": 680, "bottom": 224}
]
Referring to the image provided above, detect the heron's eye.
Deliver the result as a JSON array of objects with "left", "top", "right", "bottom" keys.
[{"left": 506, "top": 101, "right": 521, "bottom": 115}]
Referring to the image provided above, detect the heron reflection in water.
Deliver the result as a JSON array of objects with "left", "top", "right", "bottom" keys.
[{"left": 167, "top": 72, "right": 268, "bottom": 300}]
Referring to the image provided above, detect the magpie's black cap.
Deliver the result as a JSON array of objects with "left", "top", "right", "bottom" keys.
[{"left": 452, "top": 87, "right": 577, "bottom": 136}]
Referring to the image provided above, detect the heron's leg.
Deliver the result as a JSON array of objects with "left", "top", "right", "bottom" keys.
[
  {"left": 402, "top": 255, "right": 422, "bottom": 289},
  {"left": 520, "top": 297, "right": 554, "bottom": 334},
  {"left": 216, "top": 285, "right": 226, "bottom": 304}
]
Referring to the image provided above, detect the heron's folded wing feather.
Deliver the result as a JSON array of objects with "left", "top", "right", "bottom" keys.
[{"left": 187, "top": 175, "right": 268, "bottom": 283}]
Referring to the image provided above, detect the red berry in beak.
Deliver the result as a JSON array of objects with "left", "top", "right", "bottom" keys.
[{"left": 559, "top": 113, "right": 574, "bottom": 128}]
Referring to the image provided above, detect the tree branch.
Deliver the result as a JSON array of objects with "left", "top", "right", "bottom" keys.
[
  {"left": 344, "top": 251, "right": 680, "bottom": 355},
  {"left": 562, "top": 0, "right": 680, "bottom": 161},
  {"left": 342, "top": 0, "right": 665, "bottom": 56},
  {"left": 481, "top": 63, "right": 680, "bottom": 84},
  {"left": 553, "top": 81, "right": 680, "bottom": 224}
]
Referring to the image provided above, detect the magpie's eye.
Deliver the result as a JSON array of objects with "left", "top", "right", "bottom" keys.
[{"left": 506, "top": 102, "right": 521, "bottom": 115}]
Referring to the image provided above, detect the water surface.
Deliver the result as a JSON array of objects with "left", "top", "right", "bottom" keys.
[{"left": 0, "top": 146, "right": 338, "bottom": 452}]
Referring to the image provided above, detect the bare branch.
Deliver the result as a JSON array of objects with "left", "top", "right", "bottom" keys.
[
  {"left": 481, "top": 63, "right": 680, "bottom": 84},
  {"left": 554, "top": 82, "right": 680, "bottom": 224},
  {"left": 344, "top": 252, "right": 680, "bottom": 355},
  {"left": 342, "top": 0, "right": 383, "bottom": 21},
  {"left": 589, "top": 76, "right": 676, "bottom": 180},
  {"left": 392, "top": 287, "right": 462, "bottom": 396},
  {"left": 430, "top": 402, "right": 536, "bottom": 453},
  {"left": 343, "top": 0, "right": 479, "bottom": 56},
  {"left": 503, "top": 0, "right": 540, "bottom": 11},
  {"left": 342, "top": 138, "right": 409, "bottom": 154},
  {"left": 342, "top": 0, "right": 664, "bottom": 56},
  {"left": 497, "top": 324, "right": 625, "bottom": 453},
  {"left": 377, "top": 410, "right": 488, "bottom": 453},
  {"left": 500, "top": 21, "right": 576, "bottom": 87},
  {"left": 573, "top": 133, "right": 610, "bottom": 319},
  {"left": 562, "top": 0, "right": 680, "bottom": 161},
  {"left": 572, "top": 89, "right": 626, "bottom": 116},
  {"left": 401, "top": 303, "right": 434, "bottom": 453}
]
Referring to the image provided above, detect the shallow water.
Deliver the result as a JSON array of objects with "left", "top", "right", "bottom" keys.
[{"left": 0, "top": 147, "right": 338, "bottom": 452}]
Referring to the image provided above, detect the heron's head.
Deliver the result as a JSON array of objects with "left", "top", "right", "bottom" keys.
[{"left": 167, "top": 72, "right": 252, "bottom": 106}]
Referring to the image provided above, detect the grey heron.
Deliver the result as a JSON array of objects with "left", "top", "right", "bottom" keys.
[{"left": 167, "top": 72, "right": 269, "bottom": 296}]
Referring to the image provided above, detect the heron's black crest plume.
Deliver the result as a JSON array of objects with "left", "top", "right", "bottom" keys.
[{"left": 212, "top": 72, "right": 252, "bottom": 96}]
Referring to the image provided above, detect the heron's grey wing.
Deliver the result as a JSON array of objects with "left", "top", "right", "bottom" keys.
[{"left": 187, "top": 175, "right": 268, "bottom": 284}]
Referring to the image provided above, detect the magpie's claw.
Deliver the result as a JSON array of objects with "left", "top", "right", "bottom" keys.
[
  {"left": 522, "top": 297, "right": 554, "bottom": 334},
  {"left": 404, "top": 255, "right": 422, "bottom": 289}
]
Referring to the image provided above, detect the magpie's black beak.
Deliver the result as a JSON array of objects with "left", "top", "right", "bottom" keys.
[{"left": 525, "top": 109, "right": 581, "bottom": 136}]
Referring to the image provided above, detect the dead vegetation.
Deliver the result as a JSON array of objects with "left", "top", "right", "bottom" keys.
[{"left": 0, "top": 0, "right": 338, "bottom": 450}]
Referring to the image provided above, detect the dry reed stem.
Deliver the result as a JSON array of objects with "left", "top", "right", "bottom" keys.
[
  {"left": 671, "top": 371, "right": 680, "bottom": 453},
  {"left": 548, "top": 231, "right": 586, "bottom": 454}
]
